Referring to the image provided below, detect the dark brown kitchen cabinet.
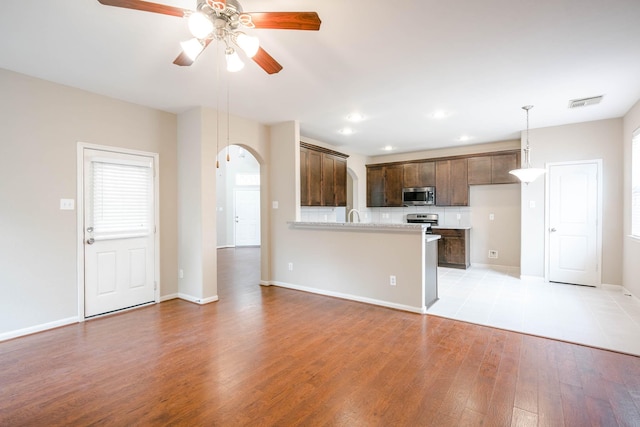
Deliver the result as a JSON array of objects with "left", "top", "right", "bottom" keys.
[
  {"left": 436, "top": 228, "right": 470, "bottom": 269},
  {"left": 467, "top": 156, "right": 493, "bottom": 185},
  {"left": 300, "top": 143, "right": 348, "bottom": 207},
  {"left": 435, "top": 159, "right": 468, "bottom": 206},
  {"left": 403, "top": 161, "right": 436, "bottom": 188},
  {"left": 468, "top": 152, "right": 520, "bottom": 185},
  {"left": 491, "top": 152, "right": 520, "bottom": 184},
  {"left": 366, "top": 164, "right": 403, "bottom": 207}
]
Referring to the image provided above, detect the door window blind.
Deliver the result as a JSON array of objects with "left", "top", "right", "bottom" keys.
[{"left": 91, "top": 160, "right": 152, "bottom": 239}]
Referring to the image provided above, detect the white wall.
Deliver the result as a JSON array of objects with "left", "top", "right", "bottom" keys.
[
  {"left": 623, "top": 99, "right": 640, "bottom": 296},
  {"left": 0, "top": 69, "right": 178, "bottom": 336},
  {"left": 520, "top": 119, "right": 623, "bottom": 285}
]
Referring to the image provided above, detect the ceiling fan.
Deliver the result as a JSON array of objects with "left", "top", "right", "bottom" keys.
[{"left": 97, "top": 0, "right": 321, "bottom": 74}]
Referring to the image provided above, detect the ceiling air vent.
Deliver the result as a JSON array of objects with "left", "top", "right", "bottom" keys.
[{"left": 568, "top": 95, "right": 604, "bottom": 109}]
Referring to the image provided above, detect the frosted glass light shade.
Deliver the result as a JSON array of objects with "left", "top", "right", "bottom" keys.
[
  {"left": 509, "top": 167, "right": 546, "bottom": 184},
  {"left": 188, "top": 12, "right": 213, "bottom": 39},
  {"left": 225, "top": 50, "right": 245, "bottom": 72},
  {"left": 180, "top": 38, "right": 204, "bottom": 61},
  {"left": 236, "top": 33, "right": 259, "bottom": 57}
]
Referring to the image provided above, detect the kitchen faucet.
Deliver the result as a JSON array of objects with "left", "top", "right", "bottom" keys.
[{"left": 348, "top": 209, "right": 361, "bottom": 223}]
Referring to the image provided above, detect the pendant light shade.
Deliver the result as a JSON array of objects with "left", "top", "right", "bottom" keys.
[{"left": 509, "top": 105, "right": 546, "bottom": 184}]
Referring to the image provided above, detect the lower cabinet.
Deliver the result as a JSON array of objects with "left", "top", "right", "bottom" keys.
[{"left": 436, "top": 228, "right": 470, "bottom": 269}]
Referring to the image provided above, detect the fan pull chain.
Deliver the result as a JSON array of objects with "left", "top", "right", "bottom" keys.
[{"left": 216, "top": 42, "right": 220, "bottom": 169}]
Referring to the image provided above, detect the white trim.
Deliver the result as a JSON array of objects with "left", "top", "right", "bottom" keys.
[
  {"left": 77, "top": 142, "right": 161, "bottom": 320},
  {"left": 0, "top": 317, "right": 78, "bottom": 342},
  {"left": 544, "top": 159, "right": 603, "bottom": 286},
  {"left": 259, "top": 280, "right": 272, "bottom": 286},
  {"left": 217, "top": 244, "right": 236, "bottom": 249},
  {"left": 269, "top": 281, "right": 424, "bottom": 314},
  {"left": 160, "top": 293, "right": 179, "bottom": 302},
  {"left": 178, "top": 294, "right": 219, "bottom": 304}
]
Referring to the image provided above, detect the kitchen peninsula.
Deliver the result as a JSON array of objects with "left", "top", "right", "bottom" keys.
[{"left": 281, "top": 222, "right": 440, "bottom": 313}]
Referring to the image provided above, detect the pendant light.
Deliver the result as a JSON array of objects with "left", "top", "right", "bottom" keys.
[{"left": 509, "top": 105, "right": 546, "bottom": 184}]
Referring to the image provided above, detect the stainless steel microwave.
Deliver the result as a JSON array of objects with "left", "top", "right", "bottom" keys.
[{"left": 402, "top": 187, "right": 435, "bottom": 206}]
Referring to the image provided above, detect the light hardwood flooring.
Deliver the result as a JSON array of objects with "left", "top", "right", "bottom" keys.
[{"left": 1, "top": 247, "right": 639, "bottom": 426}]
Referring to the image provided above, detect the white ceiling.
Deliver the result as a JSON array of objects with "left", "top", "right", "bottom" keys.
[{"left": 1, "top": 0, "right": 639, "bottom": 156}]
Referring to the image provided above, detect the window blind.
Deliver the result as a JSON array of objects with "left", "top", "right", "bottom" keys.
[
  {"left": 633, "top": 130, "right": 640, "bottom": 238},
  {"left": 91, "top": 160, "right": 152, "bottom": 239}
]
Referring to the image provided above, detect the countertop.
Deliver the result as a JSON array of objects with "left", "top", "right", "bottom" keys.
[
  {"left": 288, "top": 222, "right": 442, "bottom": 242},
  {"left": 431, "top": 225, "right": 472, "bottom": 230}
]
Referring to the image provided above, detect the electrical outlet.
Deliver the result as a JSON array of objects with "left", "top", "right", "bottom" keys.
[
  {"left": 390, "top": 275, "right": 396, "bottom": 286},
  {"left": 489, "top": 213, "right": 495, "bottom": 221},
  {"left": 178, "top": 269, "right": 184, "bottom": 279},
  {"left": 488, "top": 250, "right": 498, "bottom": 259},
  {"left": 288, "top": 262, "right": 293, "bottom": 271},
  {"left": 456, "top": 213, "right": 461, "bottom": 220}
]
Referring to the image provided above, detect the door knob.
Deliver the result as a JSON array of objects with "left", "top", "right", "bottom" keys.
[
  {"left": 550, "top": 227, "right": 557, "bottom": 232},
  {"left": 87, "top": 238, "right": 95, "bottom": 245}
]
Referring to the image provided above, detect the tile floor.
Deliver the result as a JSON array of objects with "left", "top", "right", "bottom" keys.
[{"left": 427, "top": 265, "right": 640, "bottom": 356}]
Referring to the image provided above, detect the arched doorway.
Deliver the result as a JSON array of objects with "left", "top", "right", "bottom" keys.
[{"left": 215, "top": 145, "right": 261, "bottom": 248}]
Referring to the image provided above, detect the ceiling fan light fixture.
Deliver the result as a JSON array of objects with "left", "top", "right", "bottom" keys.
[
  {"left": 235, "top": 33, "right": 260, "bottom": 58},
  {"left": 188, "top": 11, "right": 214, "bottom": 39},
  {"left": 225, "top": 48, "right": 244, "bottom": 72},
  {"left": 180, "top": 38, "right": 205, "bottom": 61}
]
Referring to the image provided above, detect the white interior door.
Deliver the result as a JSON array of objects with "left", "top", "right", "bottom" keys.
[
  {"left": 83, "top": 148, "right": 156, "bottom": 317},
  {"left": 548, "top": 161, "right": 600, "bottom": 286},
  {"left": 234, "top": 189, "right": 260, "bottom": 246}
]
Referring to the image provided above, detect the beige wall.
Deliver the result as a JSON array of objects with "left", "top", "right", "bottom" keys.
[
  {"left": 0, "top": 69, "right": 178, "bottom": 336},
  {"left": 520, "top": 119, "right": 623, "bottom": 285},
  {"left": 176, "top": 107, "right": 272, "bottom": 301},
  {"left": 623, "top": 100, "right": 640, "bottom": 296},
  {"left": 469, "top": 184, "right": 521, "bottom": 266}
]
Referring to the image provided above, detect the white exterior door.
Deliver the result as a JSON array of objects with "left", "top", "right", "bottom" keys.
[
  {"left": 83, "top": 148, "right": 156, "bottom": 317},
  {"left": 234, "top": 189, "right": 260, "bottom": 246},
  {"left": 548, "top": 161, "right": 600, "bottom": 286}
]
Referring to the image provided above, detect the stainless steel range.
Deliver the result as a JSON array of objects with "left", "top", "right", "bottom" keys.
[{"left": 406, "top": 213, "right": 439, "bottom": 234}]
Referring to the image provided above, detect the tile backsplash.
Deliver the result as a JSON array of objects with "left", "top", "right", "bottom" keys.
[{"left": 300, "top": 205, "right": 471, "bottom": 227}]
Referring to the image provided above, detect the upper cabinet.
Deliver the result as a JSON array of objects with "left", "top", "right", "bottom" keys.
[
  {"left": 468, "top": 152, "right": 520, "bottom": 185},
  {"left": 367, "top": 164, "right": 403, "bottom": 207},
  {"left": 300, "top": 142, "right": 349, "bottom": 207},
  {"left": 403, "top": 161, "right": 436, "bottom": 188},
  {"left": 435, "top": 159, "right": 468, "bottom": 206},
  {"left": 365, "top": 149, "right": 520, "bottom": 207}
]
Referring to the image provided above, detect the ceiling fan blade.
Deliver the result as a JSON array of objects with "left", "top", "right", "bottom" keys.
[
  {"left": 247, "top": 12, "right": 321, "bottom": 31},
  {"left": 97, "top": 0, "right": 188, "bottom": 17},
  {"left": 173, "top": 39, "right": 213, "bottom": 66},
  {"left": 252, "top": 47, "right": 283, "bottom": 74}
]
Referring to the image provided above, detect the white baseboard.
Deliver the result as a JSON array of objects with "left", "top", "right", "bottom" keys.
[
  {"left": 178, "top": 293, "right": 219, "bottom": 305},
  {"left": 259, "top": 280, "right": 272, "bottom": 287},
  {"left": 217, "top": 245, "right": 235, "bottom": 249},
  {"left": 160, "top": 293, "right": 179, "bottom": 302},
  {"left": 270, "top": 281, "right": 423, "bottom": 314},
  {"left": 0, "top": 316, "right": 79, "bottom": 342}
]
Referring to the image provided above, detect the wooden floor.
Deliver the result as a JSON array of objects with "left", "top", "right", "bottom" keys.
[{"left": 2, "top": 248, "right": 640, "bottom": 426}]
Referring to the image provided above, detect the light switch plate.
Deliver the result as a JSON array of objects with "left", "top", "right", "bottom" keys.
[
  {"left": 60, "top": 199, "right": 75, "bottom": 210},
  {"left": 272, "top": 201, "right": 279, "bottom": 209}
]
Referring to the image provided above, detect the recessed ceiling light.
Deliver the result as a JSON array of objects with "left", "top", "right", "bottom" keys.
[
  {"left": 430, "top": 110, "right": 450, "bottom": 119},
  {"left": 383, "top": 145, "right": 394, "bottom": 151},
  {"left": 458, "top": 135, "right": 473, "bottom": 142},
  {"left": 338, "top": 127, "right": 354, "bottom": 135},
  {"left": 346, "top": 112, "right": 365, "bottom": 122}
]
